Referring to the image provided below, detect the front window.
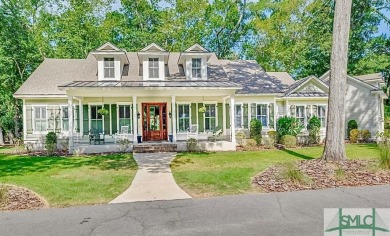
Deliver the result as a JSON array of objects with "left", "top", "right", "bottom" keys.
[
  {"left": 34, "top": 106, "right": 47, "bottom": 132},
  {"left": 149, "top": 58, "right": 159, "bottom": 78},
  {"left": 178, "top": 104, "right": 190, "bottom": 132},
  {"left": 90, "top": 105, "right": 103, "bottom": 133},
  {"left": 256, "top": 104, "right": 268, "bottom": 126},
  {"left": 296, "top": 106, "right": 305, "bottom": 126},
  {"left": 235, "top": 104, "right": 243, "bottom": 128},
  {"left": 118, "top": 105, "right": 131, "bottom": 133},
  {"left": 205, "top": 104, "right": 216, "bottom": 131},
  {"left": 317, "top": 106, "right": 326, "bottom": 127},
  {"left": 104, "top": 58, "right": 115, "bottom": 78},
  {"left": 62, "top": 106, "right": 69, "bottom": 131},
  {"left": 192, "top": 58, "right": 202, "bottom": 78}
]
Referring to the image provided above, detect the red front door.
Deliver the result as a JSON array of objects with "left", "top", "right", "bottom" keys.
[{"left": 142, "top": 103, "right": 168, "bottom": 141}]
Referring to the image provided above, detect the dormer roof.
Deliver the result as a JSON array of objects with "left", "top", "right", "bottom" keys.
[
  {"left": 185, "top": 43, "right": 209, "bottom": 53},
  {"left": 96, "top": 42, "right": 123, "bottom": 52},
  {"left": 178, "top": 43, "right": 213, "bottom": 64},
  {"left": 141, "top": 43, "right": 166, "bottom": 52},
  {"left": 91, "top": 42, "right": 129, "bottom": 64}
]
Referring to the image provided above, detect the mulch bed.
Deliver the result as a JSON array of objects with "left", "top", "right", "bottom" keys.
[
  {"left": 253, "top": 159, "right": 390, "bottom": 192},
  {"left": 0, "top": 185, "right": 48, "bottom": 211}
]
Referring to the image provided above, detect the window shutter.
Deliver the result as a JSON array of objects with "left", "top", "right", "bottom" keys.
[
  {"left": 191, "top": 103, "right": 197, "bottom": 125},
  {"left": 198, "top": 103, "right": 204, "bottom": 132},
  {"left": 269, "top": 103, "right": 275, "bottom": 129},
  {"left": 104, "top": 104, "right": 110, "bottom": 134},
  {"left": 217, "top": 103, "right": 223, "bottom": 129},
  {"left": 111, "top": 105, "right": 117, "bottom": 134},
  {"left": 83, "top": 105, "right": 89, "bottom": 135},
  {"left": 243, "top": 103, "right": 248, "bottom": 129},
  {"left": 251, "top": 103, "right": 256, "bottom": 120},
  {"left": 26, "top": 106, "right": 33, "bottom": 134}
]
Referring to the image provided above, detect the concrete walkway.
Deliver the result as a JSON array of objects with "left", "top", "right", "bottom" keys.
[{"left": 110, "top": 152, "right": 191, "bottom": 203}]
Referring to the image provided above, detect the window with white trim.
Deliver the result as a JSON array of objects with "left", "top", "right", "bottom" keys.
[
  {"left": 148, "top": 58, "right": 159, "bottom": 78},
  {"left": 256, "top": 104, "right": 268, "bottom": 126},
  {"left": 178, "top": 104, "right": 190, "bottom": 132},
  {"left": 118, "top": 105, "right": 131, "bottom": 132},
  {"left": 296, "top": 106, "right": 305, "bottom": 126},
  {"left": 317, "top": 105, "right": 326, "bottom": 127},
  {"left": 104, "top": 58, "right": 115, "bottom": 78},
  {"left": 192, "top": 58, "right": 202, "bottom": 78},
  {"left": 34, "top": 106, "right": 47, "bottom": 132},
  {"left": 235, "top": 104, "right": 243, "bottom": 128},
  {"left": 205, "top": 104, "right": 216, "bottom": 131},
  {"left": 90, "top": 105, "right": 103, "bottom": 132},
  {"left": 62, "top": 106, "right": 69, "bottom": 131}
]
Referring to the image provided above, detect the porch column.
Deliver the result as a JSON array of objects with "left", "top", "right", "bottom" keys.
[
  {"left": 132, "top": 96, "right": 138, "bottom": 143},
  {"left": 68, "top": 96, "right": 74, "bottom": 154},
  {"left": 172, "top": 96, "right": 177, "bottom": 142},
  {"left": 230, "top": 96, "right": 236, "bottom": 144},
  {"left": 79, "top": 99, "right": 83, "bottom": 136},
  {"left": 223, "top": 98, "right": 227, "bottom": 136}
]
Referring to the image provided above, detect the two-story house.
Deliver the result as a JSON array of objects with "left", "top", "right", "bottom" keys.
[{"left": 14, "top": 42, "right": 387, "bottom": 153}]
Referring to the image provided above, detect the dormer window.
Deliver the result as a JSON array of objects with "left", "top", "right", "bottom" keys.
[
  {"left": 148, "top": 58, "right": 159, "bottom": 79},
  {"left": 192, "top": 58, "right": 202, "bottom": 79},
  {"left": 104, "top": 58, "right": 115, "bottom": 78}
]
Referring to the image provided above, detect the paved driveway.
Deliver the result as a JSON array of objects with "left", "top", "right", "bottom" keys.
[
  {"left": 110, "top": 152, "right": 191, "bottom": 203},
  {"left": 1, "top": 185, "right": 390, "bottom": 236}
]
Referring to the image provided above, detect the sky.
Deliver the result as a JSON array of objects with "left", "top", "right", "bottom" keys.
[{"left": 111, "top": 1, "right": 389, "bottom": 36}]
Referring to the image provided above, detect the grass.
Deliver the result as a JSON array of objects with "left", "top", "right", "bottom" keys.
[
  {"left": 171, "top": 144, "right": 380, "bottom": 197},
  {"left": 0, "top": 148, "right": 137, "bottom": 207}
]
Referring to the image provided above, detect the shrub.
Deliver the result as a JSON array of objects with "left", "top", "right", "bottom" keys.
[
  {"left": 235, "top": 132, "right": 246, "bottom": 146},
  {"left": 335, "top": 166, "right": 345, "bottom": 181},
  {"left": 0, "top": 186, "right": 7, "bottom": 208},
  {"left": 347, "top": 120, "right": 358, "bottom": 138},
  {"left": 349, "top": 129, "right": 360, "bottom": 143},
  {"left": 280, "top": 135, "right": 297, "bottom": 148},
  {"left": 45, "top": 132, "right": 57, "bottom": 155},
  {"left": 186, "top": 138, "right": 198, "bottom": 152},
  {"left": 262, "top": 137, "right": 275, "bottom": 149},
  {"left": 307, "top": 116, "right": 321, "bottom": 144},
  {"left": 60, "top": 138, "right": 69, "bottom": 152},
  {"left": 379, "top": 144, "right": 390, "bottom": 169},
  {"left": 118, "top": 139, "right": 131, "bottom": 152},
  {"left": 276, "top": 116, "right": 303, "bottom": 138},
  {"left": 267, "top": 130, "right": 277, "bottom": 144},
  {"left": 250, "top": 119, "right": 262, "bottom": 145},
  {"left": 361, "top": 130, "right": 371, "bottom": 143},
  {"left": 281, "top": 163, "right": 308, "bottom": 184},
  {"left": 243, "top": 139, "right": 257, "bottom": 148}
]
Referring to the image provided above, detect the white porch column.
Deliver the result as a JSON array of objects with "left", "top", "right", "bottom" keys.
[
  {"left": 172, "top": 96, "right": 177, "bottom": 142},
  {"left": 68, "top": 96, "right": 74, "bottom": 154},
  {"left": 230, "top": 96, "right": 236, "bottom": 144},
  {"left": 79, "top": 99, "right": 83, "bottom": 136},
  {"left": 223, "top": 98, "right": 227, "bottom": 136},
  {"left": 22, "top": 99, "right": 27, "bottom": 142},
  {"left": 132, "top": 96, "right": 138, "bottom": 143}
]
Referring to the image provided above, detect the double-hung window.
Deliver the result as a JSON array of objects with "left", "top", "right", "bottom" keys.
[
  {"left": 317, "top": 106, "right": 326, "bottom": 127},
  {"left": 62, "top": 106, "right": 69, "bottom": 132},
  {"left": 149, "top": 58, "right": 159, "bottom": 79},
  {"left": 296, "top": 106, "right": 305, "bottom": 126},
  {"left": 192, "top": 58, "right": 202, "bottom": 79},
  {"left": 104, "top": 58, "right": 115, "bottom": 78},
  {"left": 256, "top": 104, "right": 268, "bottom": 126},
  {"left": 118, "top": 105, "right": 131, "bottom": 132},
  {"left": 34, "top": 106, "right": 47, "bottom": 132},
  {"left": 235, "top": 104, "right": 243, "bottom": 128},
  {"left": 204, "top": 104, "right": 216, "bottom": 131},
  {"left": 178, "top": 104, "right": 190, "bottom": 132},
  {"left": 90, "top": 105, "right": 103, "bottom": 132}
]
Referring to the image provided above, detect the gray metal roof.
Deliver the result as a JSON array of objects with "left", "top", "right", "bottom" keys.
[{"left": 59, "top": 80, "right": 241, "bottom": 88}]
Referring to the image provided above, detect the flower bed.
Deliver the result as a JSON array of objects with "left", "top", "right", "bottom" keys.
[{"left": 0, "top": 185, "right": 47, "bottom": 211}]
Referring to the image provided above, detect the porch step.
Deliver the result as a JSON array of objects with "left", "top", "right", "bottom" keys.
[{"left": 133, "top": 143, "right": 177, "bottom": 153}]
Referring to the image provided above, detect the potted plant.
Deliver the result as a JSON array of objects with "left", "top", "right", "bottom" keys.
[
  {"left": 97, "top": 108, "right": 109, "bottom": 116},
  {"left": 198, "top": 106, "right": 206, "bottom": 113}
]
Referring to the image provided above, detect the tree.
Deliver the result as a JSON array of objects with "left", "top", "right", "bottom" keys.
[{"left": 322, "top": 0, "right": 353, "bottom": 161}]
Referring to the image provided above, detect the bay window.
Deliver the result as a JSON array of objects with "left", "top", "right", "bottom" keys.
[
  {"left": 204, "top": 104, "right": 216, "bottom": 131},
  {"left": 178, "top": 104, "right": 190, "bottom": 132}
]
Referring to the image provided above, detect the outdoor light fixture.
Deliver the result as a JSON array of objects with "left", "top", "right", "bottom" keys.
[
  {"left": 169, "top": 112, "right": 172, "bottom": 118},
  {"left": 137, "top": 112, "right": 140, "bottom": 119}
]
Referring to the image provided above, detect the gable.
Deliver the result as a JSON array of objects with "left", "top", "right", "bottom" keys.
[
  {"left": 96, "top": 42, "right": 122, "bottom": 52},
  {"left": 141, "top": 43, "right": 166, "bottom": 52},
  {"left": 296, "top": 81, "right": 327, "bottom": 93},
  {"left": 185, "top": 44, "right": 209, "bottom": 53}
]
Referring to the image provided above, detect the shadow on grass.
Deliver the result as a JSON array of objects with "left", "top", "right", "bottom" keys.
[
  {"left": 0, "top": 153, "right": 138, "bottom": 177},
  {"left": 281, "top": 149, "right": 315, "bottom": 160}
]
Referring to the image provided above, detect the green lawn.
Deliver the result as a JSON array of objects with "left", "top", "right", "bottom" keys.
[
  {"left": 171, "top": 144, "right": 380, "bottom": 197},
  {"left": 0, "top": 149, "right": 137, "bottom": 207}
]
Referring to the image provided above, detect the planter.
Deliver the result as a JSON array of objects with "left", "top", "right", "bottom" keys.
[
  {"left": 168, "top": 134, "right": 173, "bottom": 142},
  {"left": 137, "top": 135, "right": 142, "bottom": 143}
]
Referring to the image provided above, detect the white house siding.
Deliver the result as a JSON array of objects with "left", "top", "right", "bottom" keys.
[{"left": 345, "top": 79, "right": 382, "bottom": 137}]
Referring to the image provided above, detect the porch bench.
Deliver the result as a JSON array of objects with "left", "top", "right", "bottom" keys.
[{"left": 89, "top": 130, "right": 105, "bottom": 145}]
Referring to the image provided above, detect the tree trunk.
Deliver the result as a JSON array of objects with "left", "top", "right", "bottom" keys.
[
  {"left": 322, "top": 0, "right": 352, "bottom": 161},
  {"left": 0, "top": 127, "right": 4, "bottom": 145}
]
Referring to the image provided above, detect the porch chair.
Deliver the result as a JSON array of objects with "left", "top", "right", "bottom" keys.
[
  {"left": 89, "top": 129, "right": 105, "bottom": 145},
  {"left": 211, "top": 126, "right": 223, "bottom": 142},
  {"left": 115, "top": 126, "right": 130, "bottom": 143},
  {"left": 187, "top": 124, "right": 198, "bottom": 140}
]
